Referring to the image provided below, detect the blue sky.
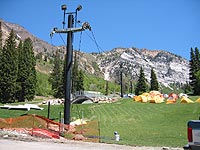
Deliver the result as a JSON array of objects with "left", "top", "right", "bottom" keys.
[{"left": 1, "top": 0, "right": 200, "bottom": 59}]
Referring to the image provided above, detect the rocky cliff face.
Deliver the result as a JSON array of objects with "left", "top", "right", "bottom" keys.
[
  {"left": 95, "top": 47, "right": 189, "bottom": 86},
  {"left": 0, "top": 19, "right": 190, "bottom": 87}
]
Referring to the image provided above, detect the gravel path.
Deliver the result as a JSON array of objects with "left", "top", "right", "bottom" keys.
[{"left": 0, "top": 138, "right": 183, "bottom": 150}]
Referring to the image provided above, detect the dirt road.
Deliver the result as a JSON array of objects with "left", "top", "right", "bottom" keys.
[{"left": 0, "top": 138, "right": 183, "bottom": 150}]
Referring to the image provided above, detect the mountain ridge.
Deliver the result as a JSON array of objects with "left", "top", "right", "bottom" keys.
[
  {"left": 95, "top": 47, "right": 189, "bottom": 87},
  {"left": 0, "top": 19, "right": 190, "bottom": 87}
]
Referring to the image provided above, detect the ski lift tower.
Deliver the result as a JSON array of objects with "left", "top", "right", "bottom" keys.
[{"left": 50, "top": 4, "right": 91, "bottom": 125}]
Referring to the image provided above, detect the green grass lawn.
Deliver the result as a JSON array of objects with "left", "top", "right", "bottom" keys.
[
  {"left": 75, "top": 99, "right": 200, "bottom": 147},
  {"left": 1, "top": 98, "right": 200, "bottom": 147}
]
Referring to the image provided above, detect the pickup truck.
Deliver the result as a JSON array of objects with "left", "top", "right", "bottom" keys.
[{"left": 183, "top": 120, "right": 200, "bottom": 150}]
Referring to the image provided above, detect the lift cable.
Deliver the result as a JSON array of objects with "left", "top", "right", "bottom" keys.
[
  {"left": 77, "top": 22, "right": 104, "bottom": 54},
  {"left": 59, "top": 33, "right": 66, "bottom": 45},
  {"left": 50, "top": 32, "right": 66, "bottom": 47},
  {"left": 76, "top": 31, "right": 82, "bottom": 69},
  {"left": 78, "top": 31, "right": 83, "bottom": 52},
  {"left": 90, "top": 30, "right": 103, "bottom": 54}
]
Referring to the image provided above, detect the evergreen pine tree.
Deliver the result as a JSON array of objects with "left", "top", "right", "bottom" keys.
[
  {"left": 0, "top": 21, "right": 2, "bottom": 67},
  {"left": 194, "top": 47, "right": 200, "bottom": 69},
  {"left": 77, "top": 69, "right": 84, "bottom": 92},
  {"left": 150, "top": 68, "right": 159, "bottom": 91},
  {"left": 135, "top": 67, "right": 147, "bottom": 95},
  {"left": 26, "top": 38, "right": 37, "bottom": 100},
  {"left": 129, "top": 81, "right": 133, "bottom": 93},
  {"left": 49, "top": 50, "right": 63, "bottom": 98},
  {"left": 0, "top": 21, "right": 2, "bottom": 49},
  {"left": 194, "top": 70, "right": 200, "bottom": 95},
  {"left": 17, "top": 38, "right": 36, "bottom": 101},
  {"left": 184, "top": 81, "right": 192, "bottom": 94},
  {"left": 15, "top": 40, "right": 23, "bottom": 101},
  {"left": 61, "top": 57, "right": 67, "bottom": 99},
  {"left": 0, "top": 30, "right": 17, "bottom": 103},
  {"left": 189, "top": 48, "right": 196, "bottom": 89},
  {"left": 72, "top": 51, "right": 79, "bottom": 94},
  {"left": 189, "top": 47, "right": 200, "bottom": 95},
  {"left": 193, "top": 47, "right": 200, "bottom": 95},
  {"left": 105, "top": 80, "right": 109, "bottom": 95},
  {"left": 71, "top": 51, "right": 85, "bottom": 95}
]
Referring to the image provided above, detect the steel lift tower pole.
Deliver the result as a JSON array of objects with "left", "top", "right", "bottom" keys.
[
  {"left": 120, "top": 63, "right": 123, "bottom": 98},
  {"left": 50, "top": 5, "right": 91, "bottom": 125},
  {"left": 65, "top": 14, "right": 73, "bottom": 125}
]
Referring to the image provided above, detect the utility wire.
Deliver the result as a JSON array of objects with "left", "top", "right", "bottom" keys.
[
  {"left": 90, "top": 30, "right": 103, "bottom": 54},
  {"left": 78, "top": 31, "right": 83, "bottom": 52},
  {"left": 85, "top": 29, "right": 104, "bottom": 54},
  {"left": 59, "top": 33, "right": 66, "bottom": 45},
  {"left": 78, "top": 22, "right": 104, "bottom": 54},
  {"left": 50, "top": 35, "right": 53, "bottom": 46},
  {"left": 77, "top": 31, "right": 83, "bottom": 66}
]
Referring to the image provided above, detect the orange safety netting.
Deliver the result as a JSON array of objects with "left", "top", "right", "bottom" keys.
[
  {"left": 0, "top": 114, "right": 68, "bottom": 139},
  {"left": 0, "top": 114, "right": 100, "bottom": 141}
]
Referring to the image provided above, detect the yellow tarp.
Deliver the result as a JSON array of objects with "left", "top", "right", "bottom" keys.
[
  {"left": 180, "top": 96, "right": 194, "bottom": 103},
  {"left": 133, "top": 91, "right": 164, "bottom": 103},
  {"left": 134, "top": 95, "right": 148, "bottom": 103},
  {"left": 195, "top": 98, "right": 200, "bottom": 103},
  {"left": 149, "top": 91, "right": 161, "bottom": 96},
  {"left": 142, "top": 92, "right": 149, "bottom": 97},
  {"left": 166, "top": 99, "right": 176, "bottom": 104},
  {"left": 134, "top": 92, "right": 198, "bottom": 104},
  {"left": 149, "top": 95, "right": 164, "bottom": 103}
]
